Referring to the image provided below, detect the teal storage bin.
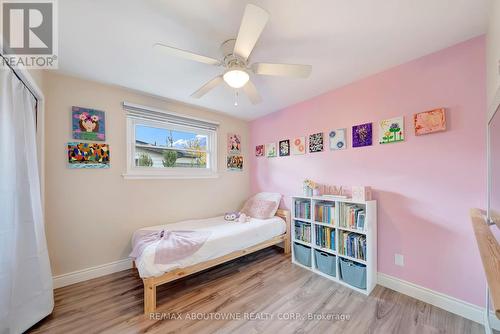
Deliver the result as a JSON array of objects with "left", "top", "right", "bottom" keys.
[
  {"left": 293, "top": 242, "right": 311, "bottom": 267},
  {"left": 339, "top": 257, "right": 366, "bottom": 289},
  {"left": 314, "top": 250, "right": 336, "bottom": 277}
]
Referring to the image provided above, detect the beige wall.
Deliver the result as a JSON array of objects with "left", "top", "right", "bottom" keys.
[
  {"left": 487, "top": 0, "right": 500, "bottom": 118},
  {"left": 43, "top": 71, "right": 250, "bottom": 276}
]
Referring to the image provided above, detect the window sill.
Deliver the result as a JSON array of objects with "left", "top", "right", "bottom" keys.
[{"left": 122, "top": 172, "right": 219, "bottom": 180}]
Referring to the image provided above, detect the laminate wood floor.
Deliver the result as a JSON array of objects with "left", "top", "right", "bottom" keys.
[{"left": 28, "top": 247, "right": 487, "bottom": 334}]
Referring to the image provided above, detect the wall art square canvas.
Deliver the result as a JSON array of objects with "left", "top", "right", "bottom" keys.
[
  {"left": 279, "top": 139, "right": 290, "bottom": 156},
  {"left": 309, "top": 132, "right": 324, "bottom": 153},
  {"left": 329, "top": 128, "right": 346, "bottom": 150},
  {"left": 352, "top": 123, "right": 373, "bottom": 147},
  {"left": 255, "top": 145, "right": 264, "bottom": 157},
  {"left": 72, "top": 106, "right": 106, "bottom": 141},
  {"left": 379, "top": 116, "right": 404, "bottom": 144},
  {"left": 68, "top": 142, "right": 110, "bottom": 169},
  {"left": 227, "top": 155, "right": 243, "bottom": 171},
  {"left": 227, "top": 133, "right": 241, "bottom": 154},
  {"left": 414, "top": 108, "right": 446, "bottom": 135},
  {"left": 291, "top": 137, "right": 306, "bottom": 155},
  {"left": 265, "top": 143, "right": 277, "bottom": 157}
]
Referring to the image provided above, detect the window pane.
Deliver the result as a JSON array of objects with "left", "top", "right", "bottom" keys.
[{"left": 135, "top": 124, "right": 208, "bottom": 168}]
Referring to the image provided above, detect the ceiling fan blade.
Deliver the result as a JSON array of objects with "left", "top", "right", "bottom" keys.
[
  {"left": 154, "top": 43, "right": 220, "bottom": 66},
  {"left": 242, "top": 80, "right": 262, "bottom": 105},
  {"left": 233, "top": 4, "right": 270, "bottom": 60},
  {"left": 191, "top": 76, "right": 224, "bottom": 98},
  {"left": 252, "top": 63, "right": 312, "bottom": 78}
]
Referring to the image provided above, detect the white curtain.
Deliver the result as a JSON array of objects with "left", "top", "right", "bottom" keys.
[{"left": 0, "top": 69, "right": 53, "bottom": 334}]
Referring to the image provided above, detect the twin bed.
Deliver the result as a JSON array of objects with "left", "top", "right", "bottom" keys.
[{"left": 132, "top": 206, "right": 291, "bottom": 314}]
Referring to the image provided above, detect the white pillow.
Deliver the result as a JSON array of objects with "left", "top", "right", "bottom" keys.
[{"left": 248, "top": 192, "right": 282, "bottom": 216}]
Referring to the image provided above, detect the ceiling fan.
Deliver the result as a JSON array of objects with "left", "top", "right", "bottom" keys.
[{"left": 154, "top": 4, "right": 312, "bottom": 105}]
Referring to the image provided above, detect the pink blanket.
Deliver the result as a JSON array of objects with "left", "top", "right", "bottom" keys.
[{"left": 129, "top": 229, "right": 211, "bottom": 265}]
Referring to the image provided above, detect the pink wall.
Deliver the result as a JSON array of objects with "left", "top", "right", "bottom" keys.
[{"left": 250, "top": 36, "right": 486, "bottom": 306}]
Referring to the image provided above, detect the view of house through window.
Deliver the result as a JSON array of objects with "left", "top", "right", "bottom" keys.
[{"left": 134, "top": 124, "right": 209, "bottom": 169}]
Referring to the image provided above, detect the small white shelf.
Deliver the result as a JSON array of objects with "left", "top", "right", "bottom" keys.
[
  {"left": 292, "top": 217, "right": 312, "bottom": 223},
  {"left": 337, "top": 253, "right": 367, "bottom": 265},
  {"left": 313, "top": 245, "right": 336, "bottom": 255},
  {"left": 337, "top": 226, "right": 366, "bottom": 235},
  {"left": 312, "top": 221, "right": 335, "bottom": 228},
  {"left": 292, "top": 238, "right": 311, "bottom": 247}
]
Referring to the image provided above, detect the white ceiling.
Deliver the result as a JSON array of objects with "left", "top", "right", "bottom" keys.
[{"left": 57, "top": 0, "right": 487, "bottom": 120}]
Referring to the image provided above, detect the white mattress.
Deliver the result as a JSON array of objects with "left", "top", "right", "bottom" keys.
[{"left": 134, "top": 216, "right": 286, "bottom": 278}]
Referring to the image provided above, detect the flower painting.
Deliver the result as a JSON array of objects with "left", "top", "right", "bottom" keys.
[
  {"left": 72, "top": 106, "right": 105, "bottom": 141},
  {"left": 291, "top": 137, "right": 306, "bottom": 155},
  {"left": 352, "top": 123, "right": 372, "bottom": 148},
  {"left": 227, "top": 133, "right": 241, "bottom": 154},
  {"left": 68, "top": 142, "right": 110, "bottom": 169},
  {"left": 414, "top": 108, "right": 446, "bottom": 135},
  {"left": 279, "top": 139, "right": 290, "bottom": 157},
  {"left": 309, "top": 132, "right": 324, "bottom": 153},
  {"left": 255, "top": 145, "right": 264, "bottom": 157},
  {"left": 379, "top": 117, "right": 404, "bottom": 144},
  {"left": 227, "top": 155, "right": 243, "bottom": 171},
  {"left": 266, "top": 143, "right": 277, "bottom": 158},
  {"left": 329, "top": 128, "right": 346, "bottom": 150}
]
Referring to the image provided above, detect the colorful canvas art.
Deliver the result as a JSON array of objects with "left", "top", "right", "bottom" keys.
[
  {"left": 291, "top": 137, "right": 306, "bottom": 155},
  {"left": 266, "top": 143, "right": 277, "bottom": 158},
  {"left": 227, "top": 155, "right": 243, "bottom": 171},
  {"left": 255, "top": 145, "right": 264, "bottom": 157},
  {"left": 72, "top": 106, "right": 106, "bottom": 141},
  {"left": 414, "top": 108, "right": 446, "bottom": 135},
  {"left": 68, "top": 142, "right": 110, "bottom": 169},
  {"left": 329, "top": 128, "right": 346, "bottom": 150},
  {"left": 379, "top": 116, "right": 404, "bottom": 144},
  {"left": 227, "top": 133, "right": 241, "bottom": 154},
  {"left": 279, "top": 139, "right": 290, "bottom": 157},
  {"left": 352, "top": 123, "right": 373, "bottom": 148},
  {"left": 309, "top": 132, "right": 324, "bottom": 153}
]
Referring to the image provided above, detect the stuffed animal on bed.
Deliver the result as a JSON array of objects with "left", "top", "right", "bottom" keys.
[{"left": 224, "top": 211, "right": 250, "bottom": 223}]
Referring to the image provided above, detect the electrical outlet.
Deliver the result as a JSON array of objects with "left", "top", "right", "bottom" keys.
[{"left": 395, "top": 254, "right": 404, "bottom": 267}]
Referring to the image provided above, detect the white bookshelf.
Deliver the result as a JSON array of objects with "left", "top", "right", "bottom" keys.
[{"left": 291, "top": 195, "right": 377, "bottom": 295}]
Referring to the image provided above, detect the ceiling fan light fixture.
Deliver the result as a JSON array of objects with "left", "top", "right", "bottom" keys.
[{"left": 223, "top": 69, "right": 249, "bottom": 88}]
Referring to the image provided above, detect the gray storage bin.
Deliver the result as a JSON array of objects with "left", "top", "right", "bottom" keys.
[
  {"left": 339, "top": 257, "right": 366, "bottom": 289},
  {"left": 314, "top": 250, "right": 336, "bottom": 277},
  {"left": 293, "top": 242, "right": 311, "bottom": 267}
]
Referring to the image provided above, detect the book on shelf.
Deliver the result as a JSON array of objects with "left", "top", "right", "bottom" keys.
[
  {"left": 294, "top": 200, "right": 311, "bottom": 220},
  {"left": 314, "top": 202, "right": 335, "bottom": 225},
  {"left": 339, "top": 203, "right": 366, "bottom": 231},
  {"left": 339, "top": 230, "right": 366, "bottom": 261},
  {"left": 315, "top": 225, "right": 335, "bottom": 250},
  {"left": 294, "top": 221, "right": 311, "bottom": 243}
]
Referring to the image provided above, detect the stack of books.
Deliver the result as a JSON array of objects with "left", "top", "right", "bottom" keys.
[
  {"left": 294, "top": 222, "right": 311, "bottom": 243},
  {"left": 315, "top": 225, "right": 335, "bottom": 250},
  {"left": 295, "top": 200, "right": 311, "bottom": 220},
  {"left": 339, "top": 231, "right": 366, "bottom": 260},
  {"left": 315, "top": 202, "right": 335, "bottom": 225},
  {"left": 338, "top": 203, "right": 365, "bottom": 231}
]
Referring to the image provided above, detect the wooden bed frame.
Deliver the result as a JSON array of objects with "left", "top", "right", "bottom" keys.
[{"left": 138, "top": 209, "right": 291, "bottom": 315}]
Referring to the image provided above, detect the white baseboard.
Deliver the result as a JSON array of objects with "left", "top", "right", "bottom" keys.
[
  {"left": 52, "top": 258, "right": 133, "bottom": 289},
  {"left": 378, "top": 272, "right": 500, "bottom": 330}
]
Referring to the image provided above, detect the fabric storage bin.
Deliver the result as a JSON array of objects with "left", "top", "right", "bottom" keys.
[
  {"left": 293, "top": 242, "right": 311, "bottom": 267},
  {"left": 339, "top": 257, "right": 366, "bottom": 289},
  {"left": 314, "top": 250, "right": 336, "bottom": 277}
]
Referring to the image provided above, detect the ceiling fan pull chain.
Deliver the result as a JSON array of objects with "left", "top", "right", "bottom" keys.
[{"left": 234, "top": 90, "right": 239, "bottom": 106}]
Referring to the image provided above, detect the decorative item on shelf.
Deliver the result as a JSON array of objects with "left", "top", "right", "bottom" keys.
[
  {"left": 227, "top": 155, "right": 243, "bottom": 171},
  {"left": 255, "top": 144, "right": 264, "bottom": 157},
  {"left": 308, "top": 132, "right": 324, "bottom": 153},
  {"left": 352, "top": 122, "right": 372, "bottom": 148},
  {"left": 379, "top": 116, "right": 404, "bottom": 144},
  {"left": 227, "top": 133, "right": 241, "bottom": 154},
  {"left": 72, "top": 106, "right": 106, "bottom": 141},
  {"left": 351, "top": 186, "right": 372, "bottom": 202},
  {"left": 320, "top": 185, "right": 348, "bottom": 199},
  {"left": 265, "top": 142, "right": 277, "bottom": 157},
  {"left": 414, "top": 108, "right": 446, "bottom": 135},
  {"left": 67, "top": 142, "right": 110, "bottom": 169},
  {"left": 329, "top": 128, "right": 346, "bottom": 150},
  {"left": 291, "top": 136, "right": 306, "bottom": 155},
  {"left": 303, "top": 179, "right": 317, "bottom": 197},
  {"left": 279, "top": 139, "right": 290, "bottom": 157}
]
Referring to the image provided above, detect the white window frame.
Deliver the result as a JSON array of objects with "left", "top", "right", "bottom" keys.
[{"left": 123, "top": 104, "right": 218, "bottom": 179}]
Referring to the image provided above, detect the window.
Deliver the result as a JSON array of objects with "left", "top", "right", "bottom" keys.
[{"left": 123, "top": 102, "right": 218, "bottom": 179}]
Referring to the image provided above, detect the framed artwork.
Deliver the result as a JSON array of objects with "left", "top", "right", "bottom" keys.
[
  {"left": 291, "top": 137, "right": 306, "bottom": 155},
  {"left": 379, "top": 116, "right": 404, "bottom": 144},
  {"left": 68, "top": 142, "right": 110, "bottom": 169},
  {"left": 352, "top": 123, "right": 373, "bottom": 148},
  {"left": 329, "top": 128, "right": 346, "bottom": 150},
  {"left": 227, "top": 133, "right": 241, "bottom": 154},
  {"left": 309, "top": 132, "right": 324, "bottom": 153},
  {"left": 279, "top": 139, "right": 290, "bottom": 157},
  {"left": 265, "top": 143, "right": 277, "bottom": 158},
  {"left": 227, "top": 155, "right": 243, "bottom": 171},
  {"left": 414, "top": 108, "right": 446, "bottom": 135},
  {"left": 255, "top": 145, "right": 264, "bottom": 157},
  {"left": 72, "top": 106, "right": 106, "bottom": 141}
]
